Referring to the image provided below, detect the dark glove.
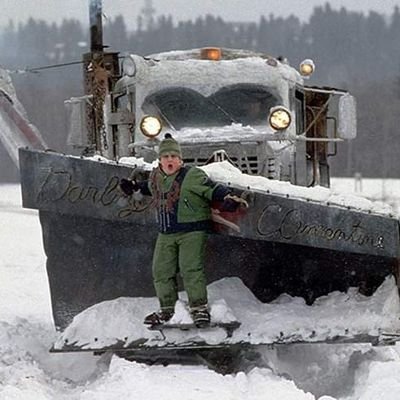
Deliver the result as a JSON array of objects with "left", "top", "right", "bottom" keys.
[
  {"left": 119, "top": 178, "right": 137, "bottom": 196},
  {"left": 220, "top": 194, "right": 249, "bottom": 212}
]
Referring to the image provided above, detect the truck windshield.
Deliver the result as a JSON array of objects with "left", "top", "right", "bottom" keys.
[{"left": 142, "top": 85, "right": 281, "bottom": 130}]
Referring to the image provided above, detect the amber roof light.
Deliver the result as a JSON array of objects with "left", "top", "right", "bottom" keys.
[{"left": 200, "top": 47, "right": 222, "bottom": 61}]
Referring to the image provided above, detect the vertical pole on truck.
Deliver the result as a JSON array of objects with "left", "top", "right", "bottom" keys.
[
  {"left": 83, "top": 0, "right": 120, "bottom": 157},
  {"left": 89, "top": 0, "right": 104, "bottom": 52}
]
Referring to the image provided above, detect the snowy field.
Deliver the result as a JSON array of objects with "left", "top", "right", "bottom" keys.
[
  {"left": 1, "top": 181, "right": 400, "bottom": 399},
  {"left": 331, "top": 177, "right": 400, "bottom": 217}
]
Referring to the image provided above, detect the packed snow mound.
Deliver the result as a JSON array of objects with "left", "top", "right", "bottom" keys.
[
  {"left": 0, "top": 319, "right": 106, "bottom": 391},
  {"left": 57, "top": 296, "right": 159, "bottom": 350},
  {"left": 85, "top": 356, "right": 315, "bottom": 400},
  {"left": 55, "top": 276, "right": 400, "bottom": 350},
  {"left": 200, "top": 161, "right": 395, "bottom": 216},
  {"left": 350, "top": 360, "right": 400, "bottom": 400}
]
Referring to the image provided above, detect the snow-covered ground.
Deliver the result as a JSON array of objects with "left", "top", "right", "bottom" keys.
[{"left": 1, "top": 182, "right": 400, "bottom": 400}]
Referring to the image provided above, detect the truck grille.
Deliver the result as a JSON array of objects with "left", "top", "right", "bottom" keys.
[
  {"left": 184, "top": 155, "right": 259, "bottom": 174},
  {"left": 182, "top": 142, "right": 264, "bottom": 175}
]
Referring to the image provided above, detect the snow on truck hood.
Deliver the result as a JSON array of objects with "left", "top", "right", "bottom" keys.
[
  {"left": 171, "top": 123, "right": 276, "bottom": 143},
  {"left": 54, "top": 275, "right": 400, "bottom": 350},
  {"left": 116, "top": 157, "right": 397, "bottom": 218}
]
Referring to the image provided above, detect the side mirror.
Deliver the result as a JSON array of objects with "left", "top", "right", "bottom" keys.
[
  {"left": 338, "top": 93, "right": 357, "bottom": 139},
  {"left": 64, "top": 95, "right": 92, "bottom": 149}
]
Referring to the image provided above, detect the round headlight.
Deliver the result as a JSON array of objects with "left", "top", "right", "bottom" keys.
[
  {"left": 299, "top": 59, "right": 315, "bottom": 77},
  {"left": 122, "top": 56, "right": 136, "bottom": 77},
  {"left": 269, "top": 106, "right": 291, "bottom": 131},
  {"left": 140, "top": 116, "right": 162, "bottom": 138}
]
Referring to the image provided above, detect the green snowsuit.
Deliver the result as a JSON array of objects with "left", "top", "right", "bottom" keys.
[
  {"left": 142, "top": 165, "right": 230, "bottom": 310},
  {"left": 152, "top": 230, "right": 208, "bottom": 309}
]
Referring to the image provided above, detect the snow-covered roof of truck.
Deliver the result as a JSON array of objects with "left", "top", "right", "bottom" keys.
[
  {"left": 147, "top": 47, "right": 276, "bottom": 61},
  {"left": 117, "top": 48, "right": 303, "bottom": 100}
]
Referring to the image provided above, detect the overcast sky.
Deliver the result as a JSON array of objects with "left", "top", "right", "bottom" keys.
[{"left": 1, "top": 0, "right": 399, "bottom": 29}]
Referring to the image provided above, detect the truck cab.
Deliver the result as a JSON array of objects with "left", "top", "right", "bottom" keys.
[{"left": 69, "top": 47, "right": 356, "bottom": 188}]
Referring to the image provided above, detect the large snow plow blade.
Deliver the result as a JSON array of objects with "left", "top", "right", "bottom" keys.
[
  {"left": 20, "top": 149, "right": 400, "bottom": 351},
  {"left": 19, "top": 148, "right": 400, "bottom": 348}
]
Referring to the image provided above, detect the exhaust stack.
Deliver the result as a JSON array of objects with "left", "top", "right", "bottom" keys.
[{"left": 89, "top": 0, "right": 104, "bottom": 52}]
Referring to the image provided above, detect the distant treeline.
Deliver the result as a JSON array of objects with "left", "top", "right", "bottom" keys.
[{"left": 1, "top": 3, "right": 400, "bottom": 180}]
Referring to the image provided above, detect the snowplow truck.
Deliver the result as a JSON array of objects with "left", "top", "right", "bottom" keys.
[{"left": 17, "top": 45, "right": 400, "bottom": 352}]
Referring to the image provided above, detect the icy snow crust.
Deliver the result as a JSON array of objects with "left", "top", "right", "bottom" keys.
[
  {"left": 116, "top": 157, "right": 397, "bottom": 217},
  {"left": 55, "top": 276, "right": 400, "bottom": 350}
]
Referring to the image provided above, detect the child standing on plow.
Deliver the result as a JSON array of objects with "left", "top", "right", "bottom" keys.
[{"left": 119, "top": 133, "right": 247, "bottom": 327}]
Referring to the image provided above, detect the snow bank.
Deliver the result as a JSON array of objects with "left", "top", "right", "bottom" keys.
[
  {"left": 350, "top": 360, "right": 400, "bottom": 399},
  {"left": 55, "top": 275, "right": 400, "bottom": 350},
  {"left": 0, "top": 187, "right": 50, "bottom": 324},
  {"left": 79, "top": 357, "right": 314, "bottom": 400}
]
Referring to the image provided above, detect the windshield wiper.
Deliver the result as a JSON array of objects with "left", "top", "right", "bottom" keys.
[
  {"left": 204, "top": 96, "right": 239, "bottom": 124},
  {"left": 147, "top": 99, "right": 178, "bottom": 132}
]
